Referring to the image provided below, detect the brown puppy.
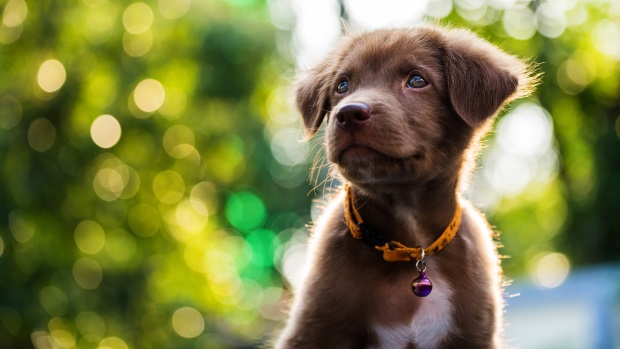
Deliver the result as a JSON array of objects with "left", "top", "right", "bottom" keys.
[{"left": 276, "top": 25, "right": 535, "bottom": 348}]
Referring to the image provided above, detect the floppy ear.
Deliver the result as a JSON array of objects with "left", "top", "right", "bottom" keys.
[
  {"left": 442, "top": 29, "right": 535, "bottom": 127},
  {"left": 295, "top": 60, "right": 334, "bottom": 139}
]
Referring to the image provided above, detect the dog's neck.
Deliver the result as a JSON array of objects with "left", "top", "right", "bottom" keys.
[{"left": 349, "top": 177, "right": 459, "bottom": 249}]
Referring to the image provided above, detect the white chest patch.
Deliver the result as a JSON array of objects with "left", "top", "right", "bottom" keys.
[{"left": 371, "top": 273, "right": 455, "bottom": 349}]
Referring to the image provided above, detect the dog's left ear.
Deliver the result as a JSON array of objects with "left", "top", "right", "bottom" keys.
[{"left": 442, "top": 28, "right": 535, "bottom": 128}]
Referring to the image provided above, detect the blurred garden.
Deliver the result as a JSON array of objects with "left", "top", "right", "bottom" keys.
[{"left": 0, "top": 0, "right": 619, "bottom": 348}]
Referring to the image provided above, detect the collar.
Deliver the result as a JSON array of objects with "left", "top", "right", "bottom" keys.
[{"left": 344, "top": 184, "right": 462, "bottom": 262}]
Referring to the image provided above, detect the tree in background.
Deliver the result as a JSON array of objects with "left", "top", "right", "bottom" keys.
[{"left": 0, "top": 0, "right": 310, "bottom": 348}]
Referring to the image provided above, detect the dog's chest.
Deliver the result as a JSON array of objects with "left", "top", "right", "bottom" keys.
[{"left": 369, "top": 272, "right": 455, "bottom": 349}]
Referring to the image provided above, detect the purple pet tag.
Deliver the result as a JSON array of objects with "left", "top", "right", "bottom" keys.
[{"left": 411, "top": 252, "right": 432, "bottom": 297}]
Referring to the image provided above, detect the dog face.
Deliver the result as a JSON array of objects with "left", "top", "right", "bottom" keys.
[{"left": 296, "top": 27, "right": 533, "bottom": 187}]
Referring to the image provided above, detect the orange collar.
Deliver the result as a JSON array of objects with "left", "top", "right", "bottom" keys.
[{"left": 344, "top": 184, "right": 462, "bottom": 262}]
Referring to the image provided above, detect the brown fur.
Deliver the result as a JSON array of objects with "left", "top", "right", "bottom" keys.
[{"left": 276, "top": 25, "right": 536, "bottom": 349}]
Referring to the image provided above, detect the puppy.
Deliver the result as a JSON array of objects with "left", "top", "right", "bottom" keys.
[{"left": 276, "top": 25, "right": 535, "bottom": 348}]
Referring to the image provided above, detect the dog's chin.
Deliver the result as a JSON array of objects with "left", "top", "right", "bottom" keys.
[{"left": 333, "top": 146, "right": 424, "bottom": 186}]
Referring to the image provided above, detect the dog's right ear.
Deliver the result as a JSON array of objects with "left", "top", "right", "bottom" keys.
[
  {"left": 441, "top": 28, "right": 536, "bottom": 128},
  {"left": 295, "top": 61, "right": 334, "bottom": 139}
]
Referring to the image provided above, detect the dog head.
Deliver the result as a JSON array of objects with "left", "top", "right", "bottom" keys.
[{"left": 296, "top": 26, "right": 535, "bottom": 188}]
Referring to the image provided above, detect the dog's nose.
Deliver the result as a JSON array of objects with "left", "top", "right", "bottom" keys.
[{"left": 335, "top": 103, "right": 371, "bottom": 129}]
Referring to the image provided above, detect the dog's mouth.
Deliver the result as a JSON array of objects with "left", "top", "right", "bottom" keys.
[{"left": 337, "top": 143, "right": 423, "bottom": 163}]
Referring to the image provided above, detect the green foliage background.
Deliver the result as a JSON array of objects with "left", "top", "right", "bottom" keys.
[{"left": 0, "top": 0, "right": 618, "bottom": 348}]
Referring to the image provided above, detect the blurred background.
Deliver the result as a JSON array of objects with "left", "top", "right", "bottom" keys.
[{"left": 0, "top": 0, "right": 619, "bottom": 348}]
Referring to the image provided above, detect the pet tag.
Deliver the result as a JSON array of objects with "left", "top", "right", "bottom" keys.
[
  {"left": 411, "top": 270, "right": 432, "bottom": 297},
  {"left": 411, "top": 254, "right": 432, "bottom": 297}
]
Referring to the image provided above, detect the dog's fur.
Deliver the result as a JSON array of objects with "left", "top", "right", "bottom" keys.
[{"left": 276, "top": 25, "right": 535, "bottom": 348}]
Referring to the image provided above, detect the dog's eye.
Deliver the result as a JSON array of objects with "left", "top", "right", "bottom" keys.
[
  {"left": 407, "top": 75, "right": 427, "bottom": 88},
  {"left": 336, "top": 80, "right": 349, "bottom": 94}
]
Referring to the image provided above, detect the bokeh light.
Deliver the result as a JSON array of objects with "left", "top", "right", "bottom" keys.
[
  {"left": 9, "top": 211, "right": 35, "bottom": 243},
  {"left": 122, "top": 2, "right": 153, "bottom": 34},
  {"left": 532, "top": 252, "right": 571, "bottom": 289},
  {"left": 122, "top": 31, "right": 153, "bottom": 57},
  {"left": 36, "top": 59, "right": 67, "bottom": 93},
  {"left": 75, "top": 312, "right": 105, "bottom": 342},
  {"left": 73, "top": 258, "right": 103, "bottom": 290},
  {"left": 90, "top": 114, "right": 122, "bottom": 149},
  {"left": 2, "top": 0, "right": 28, "bottom": 28},
  {"left": 0, "top": 95, "right": 22, "bottom": 130},
  {"left": 171, "top": 307, "right": 204, "bottom": 338},
  {"left": 152, "top": 170, "right": 185, "bottom": 204},
  {"left": 133, "top": 79, "right": 165, "bottom": 113},
  {"left": 99, "top": 336, "right": 129, "bottom": 349},
  {"left": 74, "top": 220, "right": 106, "bottom": 255},
  {"left": 163, "top": 124, "right": 195, "bottom": 158},
  {"left": 159, "top": 0, "right": 191, "bottom": 19},
  {"left": 27, "top": 118, "right": 56, "bottom": 152},
  {"left": 225, "top": 192, "right": 267, "bottom": 233}
]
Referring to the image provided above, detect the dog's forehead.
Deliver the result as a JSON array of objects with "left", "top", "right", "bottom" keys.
[{"left": 339, "top": 28, "right": 443, "bottom": 74}]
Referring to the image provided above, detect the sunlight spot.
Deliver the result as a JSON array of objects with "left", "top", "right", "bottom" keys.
[
  {"left": 28, "top": 118, "right": 56, "bottom": 152},
  {"left": 91, "top": 114, "right": 122, "bottom": 149},
  {"left": 532, "top": 252, "right": 570, "bottom": 289},
  {"left": 270, "top": 127, "right": 308, "bottom": 166},
  {"left": 74, "top": 220, "right": 106, "bottom": 255},
  {"left": 47, "top": 318, "right": 76, "bottom": 349},
  {"left": 39, "top": 287, "right": 68, "bottom": 317},
  {"left": 123, "top": 2, "right": 153, "bottom": 34},
  {"left": 503, "top": 6, "right": 536, "bottom": 40},
  {"left": 557, "top": 59, "right": 588, "bottom": 95},
  {"left": 2, "top": 0, "right": 28, "bottom": 28},
  {"left": 592, "top": 19, "right": 620, "bottom": 60},
  {"left": 163, "top": 124, "right": 195, "bottom": 158},
  {"left": 204, "top": 248, "right": 243, "bottom": 304},
  {"left": 171, "top": 307, "right": 204, "bottom": 338},
  {"left": 73, "top": 258, "right": 103, "bottom": 290},
  {"left": 159, "top": 0, "right": 191, "bottom": 19},
  {"left": 75, "top": 312, "right": 105, "bottom": 341},
  {"left": 37, "top": 59, "right": 67, "bottom": 93},
  {"left": 480, "top": 103, "right": 557, "bottom": 198},
  {"left": 99, "top": 336, "right": 129, "bottom": 349},
  {"left": 175, "top": 199, "right": 208, "bottom": 234},
  {"left": 9, "top": 211, "right": 35, "bottom": 243},
  {"left": 134, "top": 79, "right": 165, "bottom": 113},
  {"left": 496, "top": 103, "right": 553, "bottom": 158},
  {"left": 93, "top": 160, "right": 140, "bottom": 201},
  {"left": 31, "top": 331, "right": 52, "bottom": 349},
  {"left": 225, "top": 192, "right": 266, "bottom": 233},
  {"left": 190, "top": 182, "right": 219, "bottom": 216},
  {"left": 123, "top": 31, "right": 153, "bottom": 57},
  {"left": 153, "top": 170, "right": 185, "bottom": 204},
  {"left": 276, "top": 229, "right": 309, "bottom": 290},
  {"left": 536, "top": 3, "right": 566, "bottom": 38}
]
